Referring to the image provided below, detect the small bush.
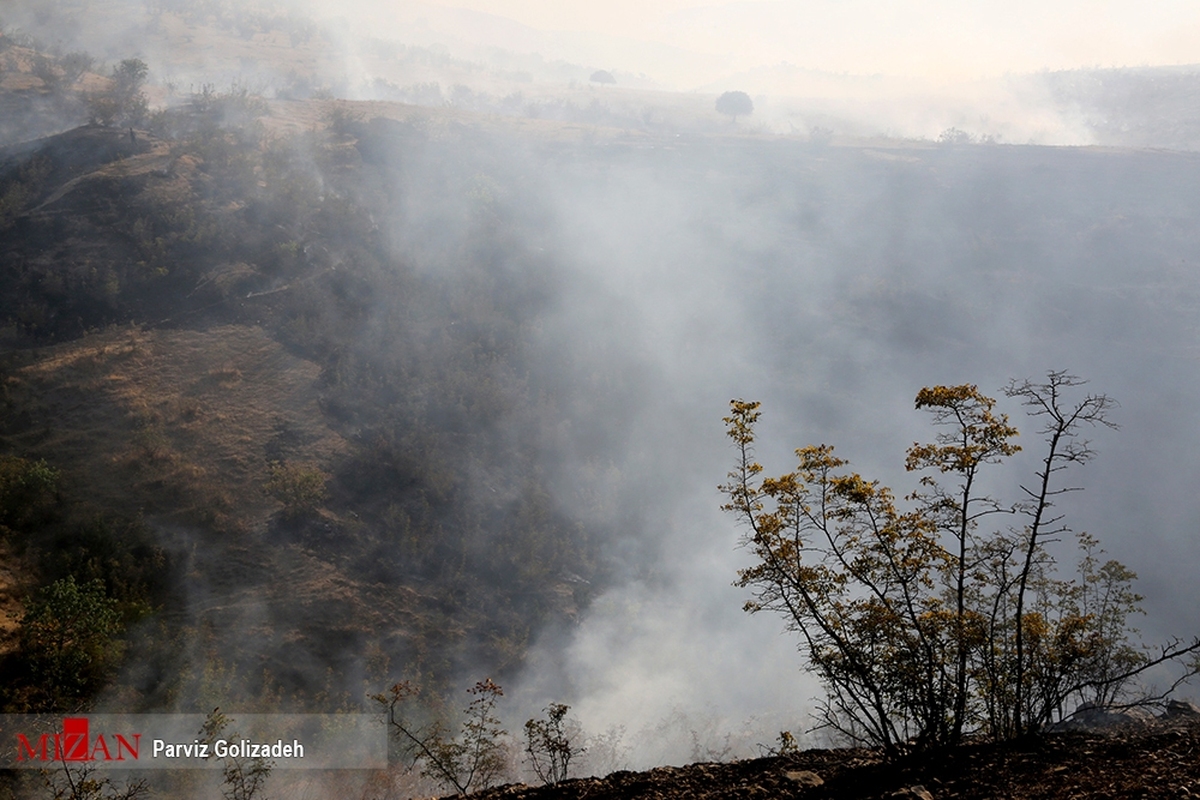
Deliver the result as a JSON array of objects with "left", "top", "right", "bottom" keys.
[
  {"left": 265, "top": 461, "right": 328, "bottom": 519},
  {"left": 374, "top": 679, "right": 510, "bottom": 796},
  {"left": 524, "top": 702, "right": 583, "bottom": 785}
]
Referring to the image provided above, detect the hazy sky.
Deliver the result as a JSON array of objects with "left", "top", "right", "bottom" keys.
[{"left": 404, "top": 0, "right": 1200, "bottom": 80}]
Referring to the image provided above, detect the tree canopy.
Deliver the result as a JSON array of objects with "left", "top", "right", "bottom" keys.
[
  {"left": 19, "top": 576, "right": 124, "bottom": 710},
  {"left": 715, "top": 91, "right": 753, "bottom": 122}
]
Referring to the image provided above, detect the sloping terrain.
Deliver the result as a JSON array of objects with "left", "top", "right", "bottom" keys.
[
  {"left": 3, "top": 324, "right": 341, "bottom": 526},
  {"left": 5, "top": 98, "right": 1200, "bottom": 713},
  {"left": 0, "top": 539, "right": 25, "bottom": 649},
  {"left": 0, "top": 97, "right": 602, "bottom": 713}
]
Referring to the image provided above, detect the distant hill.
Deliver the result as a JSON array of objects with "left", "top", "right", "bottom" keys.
[{"left": 1039, "top": 65, "right": 1200, "bottom": 150}]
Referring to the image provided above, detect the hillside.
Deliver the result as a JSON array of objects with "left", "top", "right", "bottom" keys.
[
  {"left": 0, "top": 96, "right": 608, "bottom": 713},
  {"left": 5, "top": 73, "right": 1200, "bottom": 696}
]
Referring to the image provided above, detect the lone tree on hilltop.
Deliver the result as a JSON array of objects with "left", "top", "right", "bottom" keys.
[
  {"left": 721, "top": 372, "right": 1200, "bottom": 757},
  {"left": 590, "top": 70, "right": 616, "bottom": 86},
  {"left": 716, "top": 90, "right": 753, "bottom": 123}
]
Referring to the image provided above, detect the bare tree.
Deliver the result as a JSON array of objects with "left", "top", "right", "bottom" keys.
[{"left": 1004, "top": 371, "right": 1118, "bottom": 734}]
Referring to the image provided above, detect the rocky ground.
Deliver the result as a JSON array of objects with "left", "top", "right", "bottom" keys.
[{"left": 466, "top": 712, "right": 1200, "bottom": 799}]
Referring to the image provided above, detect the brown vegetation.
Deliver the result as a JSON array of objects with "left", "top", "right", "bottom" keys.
[{"left": 3, "top": 324, "right": 342, "bottom": 530}]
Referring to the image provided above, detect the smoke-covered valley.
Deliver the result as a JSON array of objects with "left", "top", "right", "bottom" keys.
[{"left": 2, "top": 0, "right": 1200, "bottom": 794}]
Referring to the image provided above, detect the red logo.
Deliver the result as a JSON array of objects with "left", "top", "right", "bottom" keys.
[{"left": 16, "top": 718, "right": 140, "bottom": 763}]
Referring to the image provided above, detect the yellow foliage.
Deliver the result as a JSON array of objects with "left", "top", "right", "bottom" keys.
[{"left": 721, "top": 377, "right": 1154, "bottom": 754}]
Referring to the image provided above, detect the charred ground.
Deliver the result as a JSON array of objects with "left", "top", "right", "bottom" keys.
[{"left": 463, "top": 718, "right": 1200, "bottom": 799}]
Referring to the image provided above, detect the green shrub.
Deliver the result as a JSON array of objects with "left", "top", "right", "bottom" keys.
[
  {"left": 19, "top": 576, "right": 124, "bottom": 710},
  {"left": 265, "top": 461, "right": 328, "bottom": 519},
  {"left": 0, "top": 455, "right": 59, "bottom": 533}
]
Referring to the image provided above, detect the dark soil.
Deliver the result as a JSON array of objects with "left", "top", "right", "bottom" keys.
[{"left": 468, "top": 719, "right": 1200, "bottom": 799}]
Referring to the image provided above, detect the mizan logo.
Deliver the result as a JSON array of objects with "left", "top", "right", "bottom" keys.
[{"left": 16, "top": 718, "right": 141, "bottom": 763}]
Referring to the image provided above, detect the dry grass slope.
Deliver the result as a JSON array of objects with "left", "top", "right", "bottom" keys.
[
  {"left": 5, "top": 323, "right": 344, "bottom": 530},
  {"left": 0, "top": 323, "right": 446, "bottom": 704}
]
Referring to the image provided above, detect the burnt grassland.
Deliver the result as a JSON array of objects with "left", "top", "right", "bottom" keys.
[{"left": 0, "top": 68, "right": 609, "bottom": 714}]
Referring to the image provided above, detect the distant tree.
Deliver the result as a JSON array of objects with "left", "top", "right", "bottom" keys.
[
  {"left": 938, "top": 127, "right": 972, "bottom": 145},
  {"left": 60, "top": 51, "right": 95, "bottom": 86},
  {"left": 325, "top": 104, "right": 363, "bottom": 137},
  {"left": 88, "top": 58, "right": 149, "bottom": 126},
  {"left": 809, "top": 126, "right": 833, "bottom": 147},
  {"left": 589, "top": 70, "right": 615, "bottom": 86},
  {"left": 112, "top": 59, "right": 149, "bottom": 94},
  {"left": 31, "top": 54, "right": 63, "bottom": 93},
  {"left": 715, "top": 90, "right": 753, "bottom": 123}
]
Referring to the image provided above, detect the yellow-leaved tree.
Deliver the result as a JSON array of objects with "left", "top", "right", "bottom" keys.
[{"left": 721, "top": 372, "right": 1200, "bottom": 756}]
